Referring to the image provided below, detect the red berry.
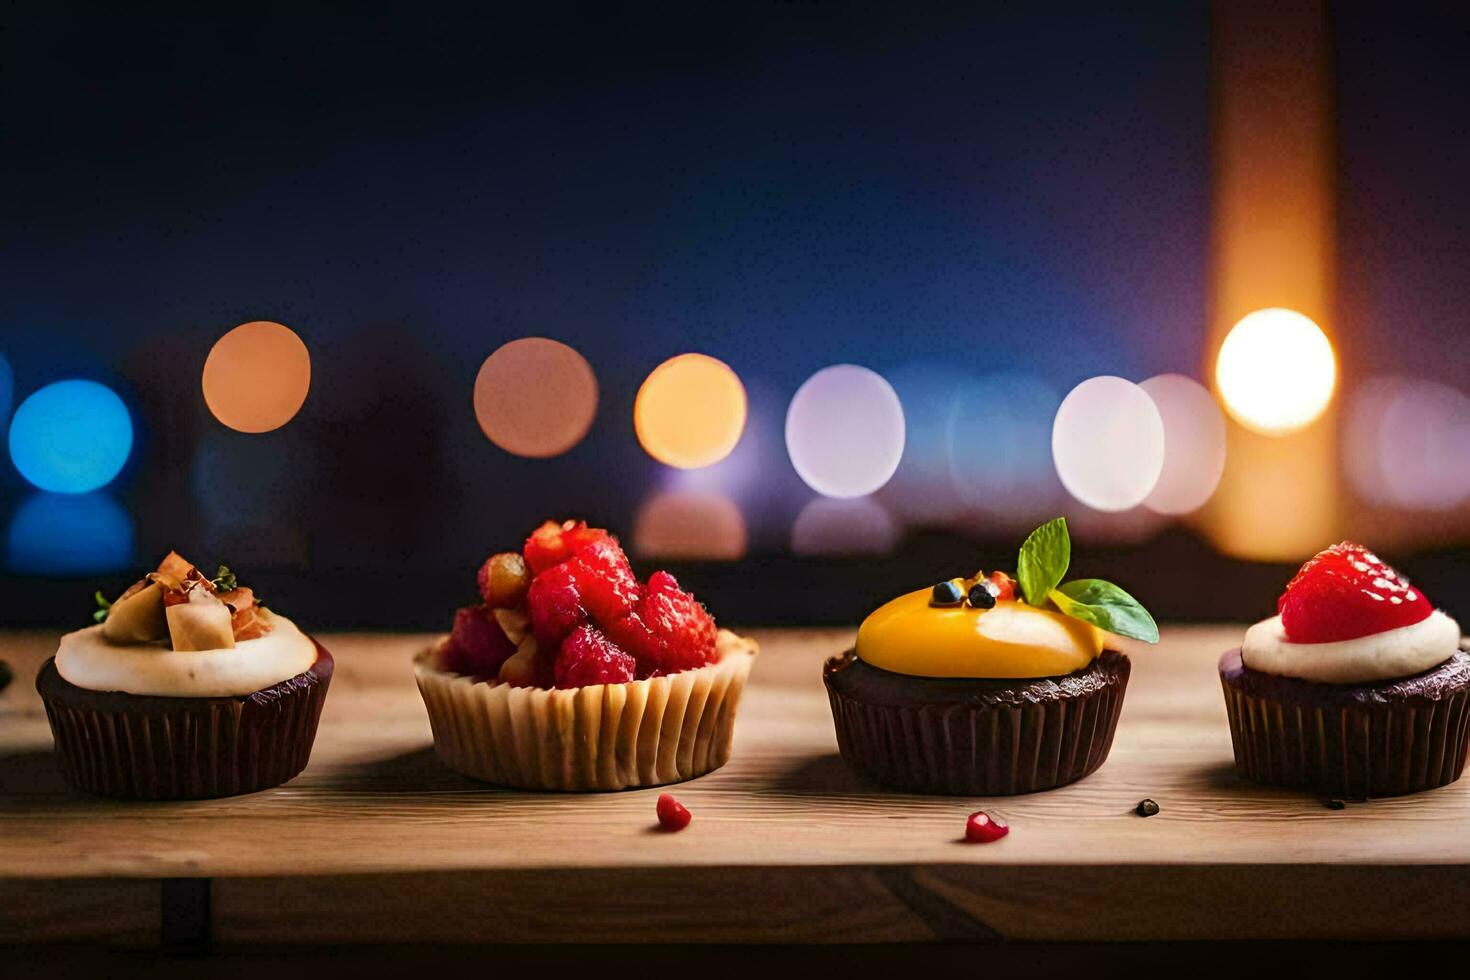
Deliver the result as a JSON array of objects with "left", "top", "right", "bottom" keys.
[
  {"left": 987, "top": 571, "right": 1017, "bottom": 602},
  {"left": 565, "top": 537, "right": 640, "bottom": 625},
  {"left": 964, "top": 810, "right": 1009, "bottom": 843},
  {"left": 554, "top": 625, "right": 637, "bottom": 688},
  {"left": 606, "top": 570, "right": 717, "bottom": 677},
  {"left": 527, "top": 562, "right": 586, "bottom": 648},
  {"left": 523, "top": 520, "right": 611, "bottom": 576},
  {"left": 446, "top": 605, "right": 517, "bottom": 677},
  {"left": 656, "top": 792, "right": 691, "bottom": 831},
  {"left": 1278, "top": 542, "right": 1433, "bottom": 643}
]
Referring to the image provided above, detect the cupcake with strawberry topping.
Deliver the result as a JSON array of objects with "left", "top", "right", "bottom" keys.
[
  {"left": 1220, "top": 542, "right": 1468, "bottom": 798},
  {"left": 414, "top": 520, "right": 758, "bottom": 791}
]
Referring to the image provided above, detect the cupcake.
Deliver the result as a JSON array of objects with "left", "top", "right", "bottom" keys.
[
  {"left": 825, "top": 517, "right": 1157, "bottom": 795},
  {"left": 414, "top": 519, "right": 758, "bottom": 791},
  {"left": 37, "top": 553, "right": 332, "bottom": 800},
  {"left": 1220, "top": 541, "right": 1468, "bottom": 798}
]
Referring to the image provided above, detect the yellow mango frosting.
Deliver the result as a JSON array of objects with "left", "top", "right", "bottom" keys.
[{"left": 855, "top": 587, "right": 1103, "bottom": 679}]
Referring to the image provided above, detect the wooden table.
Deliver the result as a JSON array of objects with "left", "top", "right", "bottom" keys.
[{"left": 3, "top": 626, "right": 1469, "bottom": 947}]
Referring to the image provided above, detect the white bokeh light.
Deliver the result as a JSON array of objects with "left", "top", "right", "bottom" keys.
[
  {"left": 1345, "top": 376, "right": 1470, "bottom": 510},
  {"left": 1140, "top": 373, "right": 1227, "bottom": 515},
  {"left": 1215, "top": 307, "right": 1336, "bottom": 435},
  {"left": 1052, "top": 376, "right": 1165, "bottom": 512},
  {"left": 785, "top": 364, "right": 905, "bottom": 499}
]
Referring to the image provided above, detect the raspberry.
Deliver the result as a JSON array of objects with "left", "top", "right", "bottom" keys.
[
  {"left": 527, "top": 562, "right": 586, "bottom": 648},
  {"left": 987, "top": 571, "right": 1017, "bottom": 602},
  {"left": 607, "top": 570, "right": 717, "bottom": 677},
  {"left": 1278, "top": 542, "right": 1433, "bottom": 643},
  {"left": 523, "top": 520, "right": 611, "bottom": 576},
  {"left": 554, "top": 625, "right": 636, "bottom": 689},
  {"left": 656, "top": 793, "right": 691, "bottom": 831},
  {"left": 446, "top": 604, "right": 517, "bottom": 678},
  {"left": 477, "top": 551, "right": 530, "bottom": 608},
  {"left": 964, "top": 810, "right": 1009, "bottom": 843},
  {"left": 566, "top": 537, "right": 640, "bottom": 625}
]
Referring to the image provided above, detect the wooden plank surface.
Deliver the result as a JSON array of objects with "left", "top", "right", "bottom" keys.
[{"left": 4, "top": 626, "right": 1470, "bottom": 943}]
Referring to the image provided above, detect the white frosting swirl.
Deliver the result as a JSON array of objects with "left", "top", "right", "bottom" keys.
[
  {"left": 1242, "top": 610, "right": 1462, "bottom": 684},
  {"left": 56, "top": 614, "right": 318, "bottom": 697}
]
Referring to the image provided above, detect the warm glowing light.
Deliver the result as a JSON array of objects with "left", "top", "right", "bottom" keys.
[
  {"left": 474, "top": 338, "right": 598, "bottom": 458},
  {"left": 635, "top": 353, "right": 747, "bottom": 469},
  {"left": 1052, "top": 376, "right": 1165, "bottom": 513},
  {"left": 1345, "top": 376, "right": 1470, "bottom": 511},
  {"left": 791, "top": 497, "right": 900, "bottom": 556},
  {"left": 785, "top": 364, "right": 905, "bottom": 499},
  {"left": 6, "top": 492, "right": 134, "bottom": 574},
  {"left": 633, "top": 491, "right": 747, "bottom": 560},
  {"left": 1140, "top": 373, "right": 1227, "bottom": 515},
  {"left": 8, "top": 380, "right": 133, "bottom": 494},
  {"left": 202, "top": 321, "right": 312, "bottom": 433},
  {"left": 1215, "top": 308, "right": 1335, "bottom": 436}
]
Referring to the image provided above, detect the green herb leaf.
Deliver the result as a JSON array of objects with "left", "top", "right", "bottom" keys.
[
  {"left": 211, "top": 565, "right": 237, "bottom": 592},
  {"left": 1016, "top": 517, "right": 1070, "bottom": 606},
  {"left": 92, "top": 589, "right": 112, "bottom": 624},
  {"left": 1049, "top": 579, "right": 1159, "bottom": 644}
]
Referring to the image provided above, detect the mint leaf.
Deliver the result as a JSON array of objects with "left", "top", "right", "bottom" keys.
[
  {"left": 92, "top": 589, "right": 112, "bottom": 624},
  {"left": 1049, "top": 579, "right": 1159, "bottom": 643},
  {"left": 211, "top": 565, "right": 237, "bottom": 592},
  {"left": 1016, "top": 517, "right": 1070, "bottom": 606}
]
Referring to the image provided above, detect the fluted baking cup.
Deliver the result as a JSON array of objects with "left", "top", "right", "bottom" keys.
[
  {"left": 414, "top": 630, "right": 757, "bottom": 791},
  {"left": 36, "top": 643, "right": 333, "bottom": 800},
  {"left": 1219, "top": 646, "right": 1470, "bottom": 798},
  {"left": 824, "top": 649, "right": 1130, "bottom": 796}
]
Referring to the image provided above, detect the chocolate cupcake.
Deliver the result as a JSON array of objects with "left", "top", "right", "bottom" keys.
[
  {"left": 1220, "top": 541, "right": 1468, "bottom": 798},
  {"left": 825, "top": 518, "right": 1156, "bottom": 795},
  {"left": 37, "top": 553, "right": 332, "bottom": 800}
]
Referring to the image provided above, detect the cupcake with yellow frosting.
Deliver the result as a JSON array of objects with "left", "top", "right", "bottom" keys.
[
  {"left": 36, "top": 552, "right": 332, "bottom": 800},
  {"left": 824, "top": 518, "right": 1157, "bottom": 795}
]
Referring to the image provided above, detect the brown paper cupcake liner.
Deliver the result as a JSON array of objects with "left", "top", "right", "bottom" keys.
[
  {"left": 36, "top": 643, "right": 333, "bottom": 801},
  {"left": 824, "top": 649, "right": 1130, "bottom": 796},
  {"left": 1219, "top": 646, "right": 1470, "bottom": 798},
  {"left": 414, "top": 630, "right": 757, "bottom": 791}
]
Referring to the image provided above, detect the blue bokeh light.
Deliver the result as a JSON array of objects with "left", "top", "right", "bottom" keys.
[
  {"left": 8, "top": 379, "right": 133, "bottom": 494},
  {"left": 5, "top": 492, "right": 135, "bottom": 574}
]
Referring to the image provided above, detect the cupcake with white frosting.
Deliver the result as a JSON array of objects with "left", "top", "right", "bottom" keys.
[
  {"left": 1220, "top": 541, "right": 1468, "bottom": 798},
  {"left": 37, "top": 552, "right": 332, "bottom": 799}
]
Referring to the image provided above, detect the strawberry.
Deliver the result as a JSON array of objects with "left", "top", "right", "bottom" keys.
[
  {"left": 1277, "top": 541, "right": 1433, "bottom": 644},
  {"left": 606, "top": 570, "right": 717, "bottom": 677},
  {"left": 445, "top": 604, "right": 517, "bottom": 678},
  {"left": 554, "top": 625, "right": 637, "bottom": 688},
  {"left": 523, "top": 520, "right": 611, "bottom": 576},
  {"left": 566, "top": 537, "right": 640, "bottom": 624},
  {"left": 527, "top": 561, "right": 586, "bottom": 648}
]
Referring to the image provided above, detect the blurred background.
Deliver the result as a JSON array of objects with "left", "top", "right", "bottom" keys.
[{"left": 1, "top": 2, "right": 1466, "bottom": 630}]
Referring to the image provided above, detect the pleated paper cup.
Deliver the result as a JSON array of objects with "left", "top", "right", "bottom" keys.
[
  {"left": 1219, "top": 646, "right": 1470, "bottom": 799},
  {"left": 36, "top": 643, "right": 333, "bottom": 801},
  {"left": 414, "top": 629, "right": 757, "bottom": 791}
]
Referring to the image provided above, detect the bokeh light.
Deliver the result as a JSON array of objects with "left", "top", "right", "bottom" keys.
[
  {"left": 633, "top": 490, "right": 747, "bottom": 560},
  {"left": 202, "top": 320, "right": 312, "bottom": 433},
  {"left": 1052, "top": 376, "right": 1165, "bottom": 512},
  {"left": 1345, "top": 376, "right": 1470, "bottom": 510},
  {"left": 635, "top": 353, "right": 747, "bottom": 469},
  {"left": 879, "top": 363, "right": 974, "bottom": 526},
  {"left": 948, "top": 372, "right": 1064, "bottom": 525},
  {"left": 474, "top": 337, "right": 598, "bottom": 457},
  {"left": 8, "top": 380, "right": 133, "bottom": 493},
  {"left": 1215, "top": 307, "right": 1335, "bottom": 435},
  {"left": 1140, "top": 373, "right": 1227, "bottom": 515},
  {"left": 791, "top": 496, "right": 901, "bottom": 556},
  {"left": 6, "top": 492, "right": 134, "bottom": 574},
  {"left": 785, "top": 364, "right": 905, "bottom": 499}
]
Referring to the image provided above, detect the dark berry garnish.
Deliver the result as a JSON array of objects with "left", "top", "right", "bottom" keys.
[
  {"left": 964, "top": 810, "right": 1009, "bottom": 843},
  {"left": 656, "top": 792, "right": 692, "bottom": 831},
  {"left": 1135, "top": 798, "right": 1160, "bottom": 817},
  {"left": 967, "top": 584, "right": 996, "bottom": 609},
  {"left": 1325, "top": 799, "right": 1346, "bottom": 810},
  {"left": 931, "top": 580, "right": 965, "bottom": 606}
]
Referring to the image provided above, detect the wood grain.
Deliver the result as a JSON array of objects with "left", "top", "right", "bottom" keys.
[{"left": 4, "top": 625, "right": 1470, "bottom": 942}]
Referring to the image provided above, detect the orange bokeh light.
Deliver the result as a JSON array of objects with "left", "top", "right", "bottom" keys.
[
  {"left": 633, "top": 491, "right": 747, "bottom": 560},
  {"left": 634, "top": 353, "right": 747, "bottom": 469},
  {"left": 473, "top": 338, "right": 598, "bottom": 458},
  {"left": 202, "top": 321, "right": 311, "bottom": 433}
]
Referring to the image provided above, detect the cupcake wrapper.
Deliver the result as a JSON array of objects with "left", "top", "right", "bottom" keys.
[
  {"left": 36, "top": 646, "right": 333, "bottom": 801},
  {"left": 825, "top": 651, "right": 1130, "bottom": 796},
  {"left": 414, "top": 633, "right": 757, "bottom": 791},
  {"left": 1220, "top": 648, "right": 1470, "bottom": 798}
]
